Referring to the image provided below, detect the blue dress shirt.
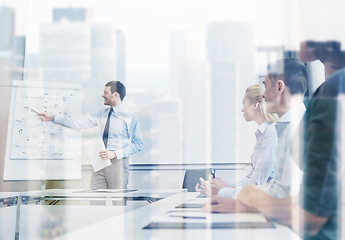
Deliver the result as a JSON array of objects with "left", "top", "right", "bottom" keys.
[
  {"left": 219, "top": 103, "right": 305, "bottom": 199},
  {"left": 218, "top": 120, "right": 278, "bottom": 198},
  {"left": 54, "top": 104, "right": 143, "bottom": 159},
  {"left": 230, "top": 120, "right": 277, "bottom": 187}
]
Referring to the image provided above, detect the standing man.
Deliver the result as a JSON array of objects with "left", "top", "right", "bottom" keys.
[{"left": 40, "top": 81, "right": 143, "bottom": 190}]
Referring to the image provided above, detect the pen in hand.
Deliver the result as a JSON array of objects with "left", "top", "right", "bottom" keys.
[
  {"left": 31, "top": 108, "right": 43, "bottom": 116},
  {"left": 211, "top": 168, "right": 216, "bottom": 179}
]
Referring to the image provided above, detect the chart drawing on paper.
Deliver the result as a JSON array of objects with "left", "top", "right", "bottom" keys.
[{"left": 10, "top": 87, "right": 81, "bottom": 160}]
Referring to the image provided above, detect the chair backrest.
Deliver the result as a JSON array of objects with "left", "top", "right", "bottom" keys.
[{"left": 182, "top": 168, "right": 214, "bottom": 192}]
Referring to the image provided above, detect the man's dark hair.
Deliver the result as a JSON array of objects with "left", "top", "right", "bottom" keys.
[
  {"left": 105, "top": 81, "right": 126, "bottom": 101},
  {"left": 267, "top": 58, "right": 308, "bottom": 95}
]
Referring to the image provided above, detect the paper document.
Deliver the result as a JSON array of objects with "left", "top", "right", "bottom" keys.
[
  {"left": 145, "top": 211, "right": 274, "bottom": 229},
  {"left": 185, "top": 197, "right": 209, "bottom": 204},
  {"left": 165, "top": 212, "right": 268, "bottom": 223},
  {"left": 84, "top": 137, "right": 111, "bottom": 172},
  {"left": 72, "top": 189, "right": 138, "bottom": 193},
  {"left": 158, "top": 211, "right": 268, "bottom": 223}
]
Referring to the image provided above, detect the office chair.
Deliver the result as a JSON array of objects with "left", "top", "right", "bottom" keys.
[{"left": 182, "top": 168, "right": 215, "bottom": 192}]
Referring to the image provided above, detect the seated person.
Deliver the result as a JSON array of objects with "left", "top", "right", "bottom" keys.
[
  {"left": 203, "top": 58, "right": 308, "bottom": 212},
  {"left": 196, "top": 83, "right": 279, "bottom": 196},
  {"left": 233, "top": 41, "right": 345, "bottom": 240}
]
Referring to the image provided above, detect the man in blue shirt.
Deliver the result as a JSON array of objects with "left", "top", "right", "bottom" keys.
[{"left": 40, "top": 81, "right": 143, "bottom": 190}]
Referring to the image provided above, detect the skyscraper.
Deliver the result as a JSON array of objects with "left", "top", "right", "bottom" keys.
[
  {"left": 38, "top": 8, "right": 126, "bottom": 114},
  {"left": 206, "top": 21, "right": 256, "bottom": 163},
  {"left": 169, "top": 31, "right": 200, "bottom": 96},
  {"left": 39, "top": 22, "right": 91, "bottom": 83},
  {"left": 0, "top": 7, "right": 14, "bottom": 51},
  {"left": 115, "top": 30, "right": 126, "bottom": 84},
  {"left": 88, "top": 23, "right": 118, "bottom": 112},
  {"left": 169, "top": 31, "right": 211, "bottom": 164},
  {"left": 152, "top": 98, "right": 183, "bottom": 163},
  {"left": 53, "top": 8, "right": 92, "bottom": 23}
]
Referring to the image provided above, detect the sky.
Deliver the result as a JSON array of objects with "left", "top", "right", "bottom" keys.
[
  {"left": 3, "top": 0, "right": 345, "bottom": 88},
  {"left": 2, "top": 0, "right": 284, "bottom": 85}
]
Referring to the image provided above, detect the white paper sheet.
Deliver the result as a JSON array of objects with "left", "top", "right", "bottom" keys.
[
  {"left": 83, "top": 137, "right": 111, "bottom": 172},
  {"left": 156, "top": 211, "right": 268, "bottom": 223},
  {"left": 185, "top": 197, "right": 209, "bottom": 204}
]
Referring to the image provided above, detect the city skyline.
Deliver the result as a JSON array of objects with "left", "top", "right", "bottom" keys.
[
  {"left": 3, "top": 0, "right": 345, "bottom": 90},
  {"left": 2, "top": 0, "right": 344, "bottom": 165},
  {"left": 3, "top": 0, "right": 288, "bottom": 90}
]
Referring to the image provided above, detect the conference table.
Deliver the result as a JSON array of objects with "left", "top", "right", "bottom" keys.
[
  {"left": 17, "top": 188, "right": 185, "bottom": 240},
  {"left": 57, "top": 192, "right": 302, "bottom": 240},
  {"left": 1, "top": 189, "right": 302, "bottom": 240},
  {"left": 20, "top": 188, "right": 183, "bottom": 205},
  {"left": 0, "top": 192, "right": 19, "bottom": 240}
]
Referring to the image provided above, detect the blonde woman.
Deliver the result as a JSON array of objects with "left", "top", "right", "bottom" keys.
[{"left": 196, "top": 84, "right": 279, "bottom": 197}]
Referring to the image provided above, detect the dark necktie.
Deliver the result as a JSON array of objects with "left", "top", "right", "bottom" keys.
[{"left": 102, "top": 108, "right": 113, "bottom": 148}]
